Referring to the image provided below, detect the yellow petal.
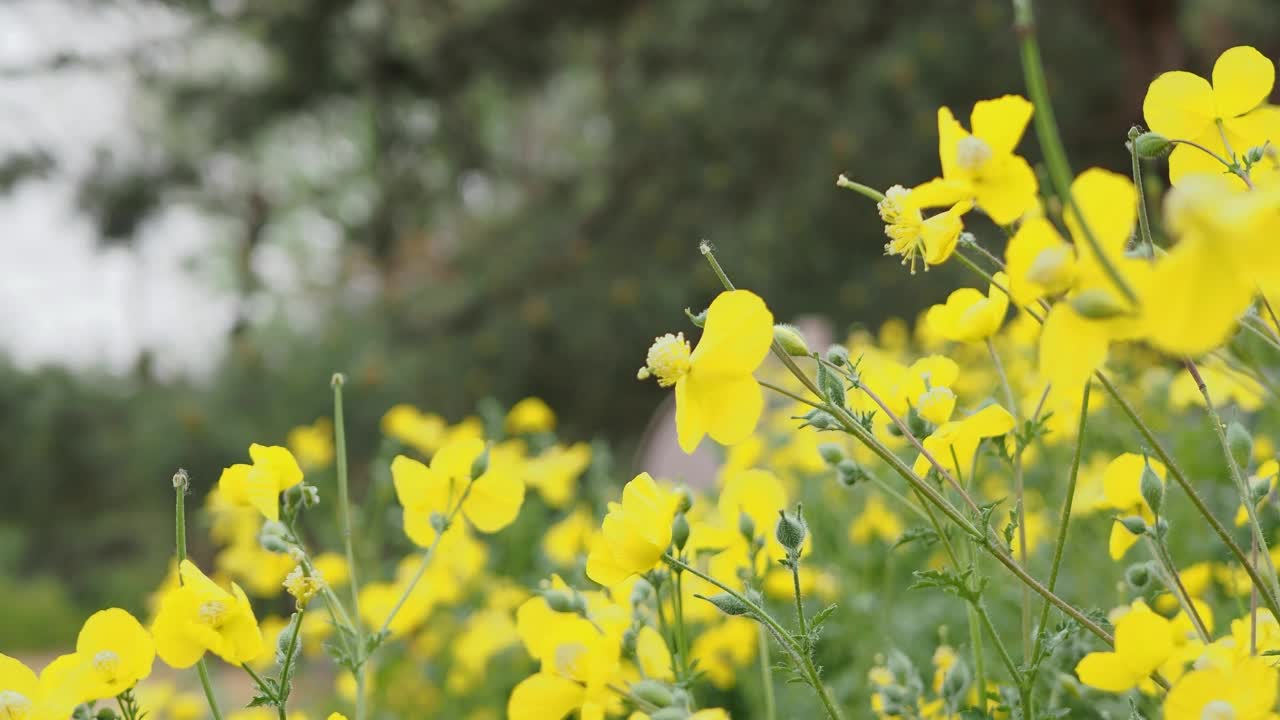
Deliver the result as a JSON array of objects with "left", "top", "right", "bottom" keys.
[
  {"left": 1067, "top": 169, "right": 1136, "bottom": 281},
  {"left": 683, "top": 371, "right": 764, "bottom": 449},
  {"left": 673, "top": 376, "right": 708, "bottom": 453},
  {"left": 1005, "top": 217, "right": 1073, "bottom": 305},
  {"left": 920, "top": 200, "right": 971, "bottom": 264},
  {"left": 636, "top": 625, "right": 674, "bottom": 681},
  {"left": 429, "top": 438, "right": 486, "bottom": 486},
  {"left": 960, "top": 404, "right": 1016, "bottom": 438},
  {"left": 1109, "top": 521, "right": 1140, "bottom": 561},
  {"left": 1143, "top": 235, "right": 1255, "bottom": 356},
  {"left": 1039, "top": 303, "right": 1108, "bottom": 404},
  {"left": 1075, "top": 651, "right": 1139, "bottom": 693},
  {"left": 1213, "top": 46, "right": 1275, "bottom": 118},
  {"left": 1144, "top": 70, "right": 1216, "bottom": 139},
  {"left": 974, "top": 154, "right": 1038, "bottom": 225},
  {"left": 463, "top": 466, "right": 525, "bottom": 534},
  {"left": 585, "top": 536, "right": 632, "bottom": 588},
  {"left": 507, "top": 673, "right": 585, "bottom": 720},
  {"left": 0, "top": 654, "right": 38, "bottom": 698},
  {"left": 1102, "top": 453, "right": 1165, "bottom": 510},
  {"left": 970, "top": 95, "right": 1034, "bottom": 157},
  {"left": 909, "top": 177, "right": 971, "bottom": 211},
  {"left": 937, "top": 106, "right": 967, "bottom": 180},
  {"left": 1114, "top": 605, "right": 1174, "bottom": 673},
  {"left": 690, "top": 290, "right": 774, "bottom": 376}
]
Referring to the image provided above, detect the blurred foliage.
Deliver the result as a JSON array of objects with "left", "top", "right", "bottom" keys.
[{"left": 4, "top": 0, "right": 1280, "bottom": 639}]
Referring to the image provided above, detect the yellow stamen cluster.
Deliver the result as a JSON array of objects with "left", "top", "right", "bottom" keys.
[
  {"left": 0, "top": 690, "right": 32, "bottom": 719},
  {"left": 640, "top": 333, "right": 693, "bottom": 387},
  {"left": 878, "top": 185, "right": 929, "bottom": 274},
  {"left": 955, "top": 135, "right": 993, "bottom": 172},
  {"left": 283, "top": 566, "right": 324, "bottom": 608},
  {"left": 91, "top": 650, "right": 121, "bottom": 682},
  {"left": 198, "top": 600, "right": 228, "bottom": 628}
]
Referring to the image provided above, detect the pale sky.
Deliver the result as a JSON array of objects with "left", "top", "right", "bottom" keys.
[{"left": 0, "top": 1, "right": 236, "bottom": 377}]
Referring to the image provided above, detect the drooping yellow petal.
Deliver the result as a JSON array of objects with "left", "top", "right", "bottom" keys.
[
  {"left": 462, "top": 465, "right": 525, "bottom": 534},
  {"left": 1212, "top": 46, "right": 1275, "bottom": 119},
  {"left": 636, "top": 625, "right": 674, "bottom": 681},
  {"left": 1143, "top": 70, "right": 1216, "bottom": 139},
  {"left": 937, "top": 106, "right": 967, "bottom": 180},
  {"left": 507, "top": 673, "right": 585, "bottom": 720},
  {"left": 1005, "top": 217, "right": 1074, "bottom": 305},
  {"left": 1101, "top": 453, "right": 1165, "bottom": 510},
  {"left": 909, "top": 177, "right": 971, "bottom": 211},
  {"left": 974, "top": 154, "right": 1038, "bottom": 225},
  {"left": 1067, "top": 169, "right": 1136, "bottom": 284},
  {"left": 1108, "top": 521, "right": 1141, "bottom": 561},
  {"left": 960, "top": 404, "right": 1016, "bottom": 438},
  {"left": 1143, "top": 233, "right": 1256, "bottom": 356},
  {"left": 1076, "top": 651, "right": 1138, "bottom": 693},
  {"left": 1114, "top": 605, "right": 1175, "bottom": 675},
  {"left": 682, "top": 371, "right": 765, "bottom": 449},
  {"left": 689, "top": 290, "right": 774, "bottom": 376},
  {"left": 970, "top": 95, "right": 1034, "bottom": 157},
  {"left": 673, "top": 376, "right": 708, "bottom": 454},
  {"left": 1039, "top": 303, "right": 1108, "bottom": 403},
  {"left": 919, "top": 200, "right": 972, "bottom": 264}
]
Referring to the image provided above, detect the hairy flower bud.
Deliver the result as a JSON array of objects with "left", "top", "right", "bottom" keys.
[
  {"left": 1125, "top": 563, "right": 1152, "bottom": 591},
  {"left": 773, "top": 323, "right": 811, "bottom": 357},
  {"left": 1118, "top": 515, "right": 1148, "bottom": 536},
  {"left": 1132, "top": 131, "right": 1173, "bottom": 159},
  {"left": 698, "top": 592, "right": 753, "bottom": 617},
  {"left": 1227, "top": 422, "right": 1253, "bottom": 472},
  {"left": 631, "top": 679, "right": 675, "bottom": 709},
  {"left": 825, "top": 344, "right": 851, "bottom": 367},
  {"left": 776, "top": 505, "right": 807, "bottom": 555},
  {"left": 671, "top": 512, "right": 690, "bottom": 551},
  {"left": 1140, "top": 461, "right": 1164, "bottom": 516},
  {"left": 738, "top": 510, "right": 756, "bottom": 543},
  {"left": 817, "top": 442, "right": 846, "bottom": 466},
  {"left": 817, "top": 362, "right": 846, "bottom": 407}
]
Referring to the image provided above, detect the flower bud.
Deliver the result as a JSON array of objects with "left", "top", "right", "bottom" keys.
[
  {"left": 1118, "top": 515, "right": 1148, "bottom": 536},
  {"left": 801, "top": 409, "right": 839, "bottom": 430},
  {"left": 1251, "top": 477, "right": 1272, "bottom": 504},
  {"left": 429, "top": 511, "right": 449, "bottom": 534},
  {"left": 299, "top": 483, "right": 321, "bottom": 508},
  {"left": 1125, "top": 562, "right": 1152, "bottom": 591},
  {"left": 817, "top": 362, "right": 846, "bottom": 407},
  {"left": 672, "top": 512, "right": 690, "bottom": 551},
  {"left": 1155, "top": 517, "right": 1170, "bottom": 539},
  {"left": 630, "top": 579, "right": 652, "bottom": 607},
  {"left": 817, "top": 442, "right": 845, "bottom": 466},
  {"left": 260, "top": 521, "right": 292, "bottom": 553},
  {"left": 95, "top": 708, "right": 120, "bottom": 720},
  {"left": 543, "top": 589, "right": 585, "bottom": 614},
  {"left": 836, "top": 458, "right": 867, "bottom": 487},
  {"left": 648, "top": 709, "right": 689, "bottom": 720},
  {"left": 906, "top": 406, "right": 931, "bottom": 440},
  {"left": 1070, "top": 288, "right": 1128, "bottom": 319},
  {"left": 1140, "top": 461, "right": 1164, "bottom": 516},
  {"left": 621, "top": 626, "right": 638, "bottom": 658},
  {"left": 738, "top": 510, "right": 756, "bottom": 543},
  {"left": 172, "top": 468, "right": 190, "bottom": 493},
  {"left": 470, "top": 445, "right": 491, "bottom": 480},
  {"left": 684, "top": 307, "right": 707, "bottom": 328},
  {"left": 1132, "top": 131, "right": 1172, "bottom": 159},
  {"left": 775, "top": 505, "right": 807, "bottom": 555},
  {"left": 697, "top": 592, "right": 753, "bottom": 616},
  {"left": 675, "top": 488, "right": 693, "bottom": 514},
  {"left": 941, "top": 658, "right": 970, "bottom": 707},
  {"left": 773, "top": 324, "right": 811, "bottom": 357},
  {"left": 1227, "top": 422, "right": 1253, "bottom": 471},
  {"left": 825, "top": 344, "right": 851, "bottom": 367},
  {"left": 631, "top": 679, "right": 675, "bottom": 709}
]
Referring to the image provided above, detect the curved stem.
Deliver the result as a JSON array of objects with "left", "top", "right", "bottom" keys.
[{"left": 1130, "top": 142, "right": 1156, "bottom": 255}]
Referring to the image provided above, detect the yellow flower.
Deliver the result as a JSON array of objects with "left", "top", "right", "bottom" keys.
[
  {"left": 543, "top": 506, "right": 594, "bottom": 567},
  {"left": 329, "top": 715, "right": 350, "bottom": 720},
  {"left": 218, "top": 444, "right": 304, "bottom": 522},
  {"left": 286, "top": 417, "right": 333, "bottom": 470},
  {"left": 911, "top": 95, "right": 1039, "bottom": 225},
  {"left": 877, "top": 184, "right": 972, "bottom": 273},
  {"left": 282, "top": 566, "right": 324, "bottom": 608},
  {"left": 1164, "top": 656, "right": 1278, "bottom": 720},
  {"left": 390, "top": 437, "right": 525, "bottom": 547},
  {"left": 916, "top": 386, "right": 956, "bottom": 426},
  {"left": 0, "top": 653, "right": 83, "bottom": 720},
  {"left": 639, "top": 290, "right": 774, "bottom": 453},
  {"left": 912, "top": 404, "right": 1016, "bottom": 477},
  {"left": 506, "top": 397, "right": 556, "bottom": 434},
  {"left": 1004, "top": 216, "right": 1076, "bottom": 305},
  {"left": 1101, "top": 453, "right": 1167, "bottom": 560},
  {"left": 1075, "top": 603, "right": 1174, "bottom": 692},
  {"left": 690, "top": 617, "right": 758, "bottom": 689},
  {"left": 1143, "top": 45, "right": 1280, "bottom": 187},
  {"left": 381, "top": 404, "right": 447, "bottom": 455},
  {"left": 70, "top": 608, "right": 155, "bottom": 702},
  {"left": 152, "top": 559, "right": 265, "bottom": 668},
  {"left": 848, "top": 494, "right": 904, "bottom": 545},
  {"left": 717, "top": 468, "right": 786, "bottom": 544},
  {"left": 586, "top": 473, "right": 681, "bottom": 586},
  {"left": 524, "top": 443, "right": 592, "bottom": 509},
  {"left": 925, "top": 272, "right": 1010, "bottom": 342}
]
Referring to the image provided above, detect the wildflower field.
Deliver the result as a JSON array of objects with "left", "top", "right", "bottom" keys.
[{"left": 12, "top": 3, "right": 1280, "bottom": 720}]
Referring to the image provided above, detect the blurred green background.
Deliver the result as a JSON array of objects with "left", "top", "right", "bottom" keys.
[{"left": 2, "top": 0, "right": 1279, "bottom": 649}]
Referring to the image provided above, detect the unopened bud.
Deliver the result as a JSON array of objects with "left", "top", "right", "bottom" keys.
[
  {"left": 1140, "top": 461, "right": 1164, "bottom": 516},
  {"left": 330, "top": 372, "right": 346, "bottom": 388},
  {"left": 825, "top": 344, "right": 851, "bottom": 367},
  {"left": 1251, "top": 477, "right": 1272, "bottom": 504},
  {"left": 1155, "top": 517, "right": 1170, "bottom": 539},
  {"left": 674, "top": 488, "right": 693, "bottom": 514},
  {"left": 648, "top": 708, "right": 689, "bottom": 720},
  {"left": 630, "top": 579, "right": 653, "bottom": 607},
  {"left": 1118, "top": 515, "right": 1148, "bottom": 536},
  {"left": 776, "top": 505, "right": 807, "bottom": 555},
  {"left": 836, "top": 458, "right": 867, "bottom": 487},
  {"left": 684, "top": 307, "right": 707, "bottom": 328},
  {"left": 817, "top": 362, "right": 846, "bottom": 407},
  {"left": 543, "top": 589, "right": 586, "bottom": 614},
  {"left": 801, "top": 409, "right": 839, "bottom": 430},
  {"left": 631, "top": 679, "right": 675, "bottom": 708},
  {"left": 1125, "top": 563, "right": 1152, "bottom": 590},
  {"left": 1132, "top": 131, "right": 1172, "bottom": 159},
  {"left": 697, "top": 592, "right": 753, "bottom": 616},
  {"left": 941, "top": 658, "right": 970, "bottom": 706},
  {"left": 172, "top": 468, "right": 190, "bottom": 493},
  {"left": 471, "top": 445, "right": 491, "bottom": 479},
  {"left": 621, "top": 626, "right": 638, "bottom": 658},
  {"left": 1070, "top": 288, "right": 1129, "bottom": 319},
  {"left": 739, "top": 511, "right": 756, "bottom": 543},
  {"left": 299, "top": 484, "right": 321, "bottom": 508},
  {"left": 773, "top": 324, "right": 811, "bottom": 357},
  {"left": 1227, "top": 422, "right": 1253, "bottom": 471},
  {"left": 260, "top": 521, "right": 292, "bottom": 553},
  {"left": 817, "top": 442, "right": 846, "bottom": 466},
  {"left": 672, "top": 512, "right": 690, "bottom": 551}
]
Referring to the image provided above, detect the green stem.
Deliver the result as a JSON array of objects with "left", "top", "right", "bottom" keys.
[
  {"left": 1170, "top": 138, "right": 1253, "bottom": 189},
  {"left": 276, "top": 608, "right": 306, "bottom": 720},
  {"left": 668, "top": 555, "right": 844, "bottom": 720},
  {"left": 1013, "top": 0, "right": 1138, "bottom": 306},
  {"left": 672, "top": 566, "right": 692, "bottom": 682},
  {"left": 1147, "top": 538, "right": 1211, "bottom": 643},
  {"left": 835, "top": 175, "right": 886, "bottom": 202},
  {"left": 986, "top": 339, "right": 1031, "bottom": 662},
  {"left": 1129, "top": 141, "right": 1156, "bottom": 256},
  {"left": 331, "top": 375, "right": 366, "bottom": 720},
  {"left": 758, "top": 625, "right": 778, "bottom": 720},
  {"left": 379, "top": 524, "right": 446, "bottom": 637},
  {"left": 1186, "top": 360, "right": 1280, "bottom": 601},
  {"left": 790, "top": 559, "right": 808, "bottom": 640},
  {"left": 174, "top": 474, "right": 224, "bottom": 720},
  {"left": 1095, "top": 370, "right": 1280, "bottom": 617}
]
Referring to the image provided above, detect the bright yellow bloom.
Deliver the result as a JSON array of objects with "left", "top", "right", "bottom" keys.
[
  {"left": 506, "top": 397, "right": 556, "bottom": 434},
  {"left": 925, "top": 272, "right": 1009, "bottom": 342},
  {"left": 878, "top": 184, "right": 972, "bottom": 273},
  {"left": 1004, "top": 216, "right": 1076, "bottom": 305},
  {"left": 218, "top": 444, "right": 304, "bottom": 522},
  {"left": 391, "top": 437, "right": 525, "bottom": 546},
  {"left": 586, "top": 473, "right": 681, "bottom": 586},
  {"left": 1101, "top": 453, "right": 1167, "bottom": 560},
  {"left": 381, "top": 404, "right": 447, "bottom": 455},
  {"left": 287, "top": 417, "right": 334, "bottom": 470},
  {"left": 71, "top": 608, "right": 155, "bottom": 702},
  {"left": 911, "top": 95, "right": 1039, "bottom": 225},
  {"left": 912, "top": 404, "right": 1015, "bottom": 477},
  {"left": 1164, "top": 656, "right": 1278, "bottom": 720},
  {"left": 524, "top": 442, "right": 591, "bottom": 509},
  {"left": 849, "top": 494, "right": 904, "bottom": 545},
  {"left": 640, "top": 290, "right": 774, "bottom": 453},
  {"left": 1143, "top": 45, "right": 1280, "bottom": 187},
  {"left": 0, "top": 653, "right": 83, "bottom": 720},
  {"left": 916, "top": 386, "right": 956, "bottom": 426},
  {"left": 542, "top": 506, "right": 594, "bottom": 567},
  {"left": 1075, "top": 603, "right": 1174, "bottom": 692},
  {"left": 152, "top": 559, "right": 265, "bottom": 668}
]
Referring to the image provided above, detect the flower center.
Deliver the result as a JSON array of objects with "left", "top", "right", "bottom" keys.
[
  {"left": 878, "top": 186, "right": 932, "bottom": 274},
  {"left": 955, "top": 135, "right": 993, "bottom": 172},
  {"left": 1202, "top": 700, "right": 1236, "bottom": 720},
  {"left": 0, "top": 690, "right": 32, "bottom": 720},
  {"left": 92, "top": 650, "right": 122, "bottom": 682},
  {"left": 643, "top": 333, "right": 693, "bottom": 387},
  {"left": 198, "top": 600, "right": 229, "bottom": 628}
]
